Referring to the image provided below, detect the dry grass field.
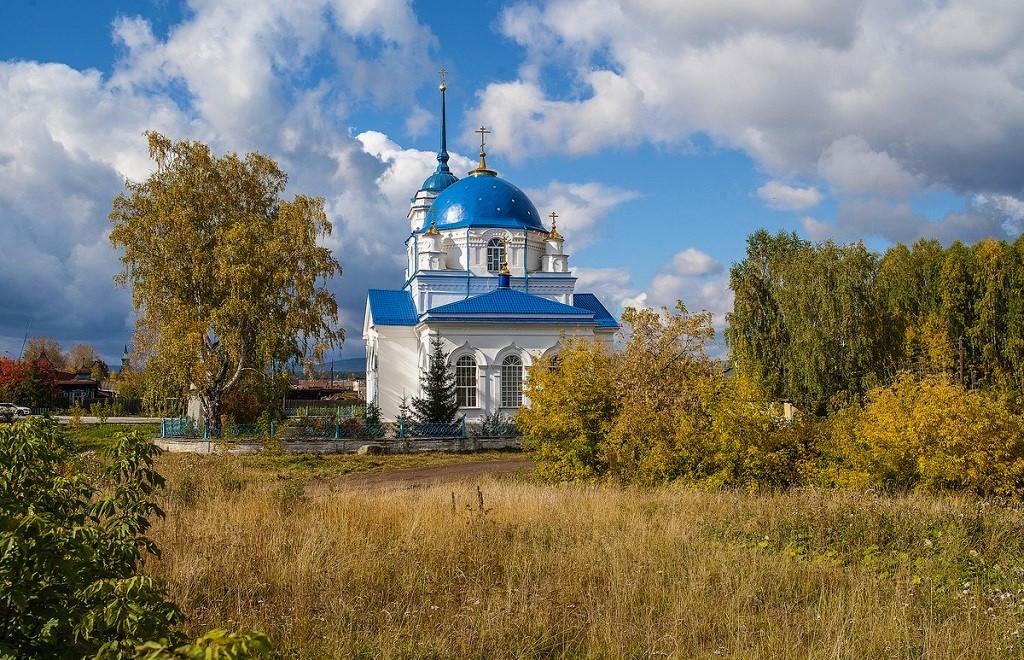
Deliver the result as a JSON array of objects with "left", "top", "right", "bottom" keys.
[{"left": 146, "top": 453, "right": 1024, "bottom": 658}]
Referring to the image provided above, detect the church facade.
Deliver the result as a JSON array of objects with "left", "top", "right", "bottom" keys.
[{"left": 363, "top": 78, "right": 618, "bottom": 422}]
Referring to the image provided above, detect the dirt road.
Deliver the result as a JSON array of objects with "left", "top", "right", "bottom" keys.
[{"left": 332, "top": 457, "right": 534, "bottom": 489}]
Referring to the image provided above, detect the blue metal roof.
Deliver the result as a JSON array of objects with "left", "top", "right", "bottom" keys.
[
  {"left": 421, "top": 169, "right": 459, "bottom": 193},
  {"left": 415, "top": 174, "right": 546, "bottom": 233},
  {"left": 425, "top": 288, "right": 595, "bottom": 323},
  {"left": 366, "top": 289, "right": 418, "bottom": 326},
  {"left": 572, "top": 293, "right": 619, "bottom": 328}
]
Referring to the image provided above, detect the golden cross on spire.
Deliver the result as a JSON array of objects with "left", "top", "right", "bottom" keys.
[
  {"left": 548, "top": 211, "right": 563, "bottom": 239},
  {"left": 469, "top": 125, "right": 497, "bottom": 176},
  {"left": 438, "top": 68, "right": 447, "bottom": 90}
]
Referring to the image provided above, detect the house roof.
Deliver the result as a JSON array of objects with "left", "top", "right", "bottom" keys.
[
  {"left": 572, "top": 293, "right": 619, "bottom": 328},
  {"left": 366, "top": 289, "right": 419, "bottom": 326}
]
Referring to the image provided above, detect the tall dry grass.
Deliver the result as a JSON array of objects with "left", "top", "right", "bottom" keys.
[{"left": 147, "top": 455, "right": 1024, "bottom": 658}]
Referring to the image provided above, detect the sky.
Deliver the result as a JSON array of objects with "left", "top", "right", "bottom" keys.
[{"left": 1, "top": 0, "right": 1023, "bottom": 365}]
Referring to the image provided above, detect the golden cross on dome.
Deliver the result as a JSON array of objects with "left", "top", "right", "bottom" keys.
[
  {"left": 438, "top": 68, "right": 447, "bottom": 90},
  {"left": 469, "top": 126, "right": 497, "bottom": 176},
  {"left": 548, "top": 211, "right": 563, "bottom": 239},
  {"left": 475, "top": 126, "right": 490, "bottom": 152}
]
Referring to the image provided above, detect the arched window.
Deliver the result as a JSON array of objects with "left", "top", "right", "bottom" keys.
[
  {"left": 455, "top": 355, "right": 477, "bottom": 407},
  {"left": 501, "top": 354, "right": 523, "bottom": 407},
  {"left": 486, "top": 238, "right": 504, "bottom": 272}
]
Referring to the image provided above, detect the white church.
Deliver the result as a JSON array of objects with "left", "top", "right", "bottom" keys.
[{"left": 363, "top": 77, "right": 618, "bottom": 422}]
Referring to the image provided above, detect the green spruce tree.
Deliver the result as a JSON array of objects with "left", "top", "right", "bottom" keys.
[{"left": 410, "top": 336, "right": 460, "bottom": 425}]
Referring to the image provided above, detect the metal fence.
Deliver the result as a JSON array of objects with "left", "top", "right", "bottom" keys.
[
  {"left": 160, "top": 415, "right": 518, "bottom": 441},
  {"left": 283, "top": 402, "right": 362, "bottom": 418}
]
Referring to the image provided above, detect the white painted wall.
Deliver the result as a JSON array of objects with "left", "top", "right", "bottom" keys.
[{"left": 366, "top": 317, "right": 610, "bottom": 422}]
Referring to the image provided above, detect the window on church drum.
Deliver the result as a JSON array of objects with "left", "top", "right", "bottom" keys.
[
  {"left": 455, "top": 355, "right": 477, "bottom": 407},
  {"left": 486, "top": 238, "right": 505, "bottom": 272},
  {"left": 500, "top": 355, "right": 523, "bottom": 407}
]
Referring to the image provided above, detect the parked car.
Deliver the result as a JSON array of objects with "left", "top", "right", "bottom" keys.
[{"left": 0, "top": 403, "right": 29, "bottom": 422}]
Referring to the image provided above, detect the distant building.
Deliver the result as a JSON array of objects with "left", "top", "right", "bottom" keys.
[
  {"left": 54, "top": 367, "right": 101, "bottom": 405},
  {"left": 287, "top": 376, "right": 364, "bottom": 403},
  {"left": 363, "top": 76, "right": 618, "bottom": 421}
]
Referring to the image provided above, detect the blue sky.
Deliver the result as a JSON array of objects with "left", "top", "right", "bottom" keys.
[{"left": 2, "top": 0, "right": 1023, "bottom": 364}]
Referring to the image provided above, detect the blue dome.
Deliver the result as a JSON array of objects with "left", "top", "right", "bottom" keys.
[
  {"left": 421, "top": 169, "right": 459, "bottom": 193},
  {"left": 416, "top": 174, "right": 545, "bottom": 233}
]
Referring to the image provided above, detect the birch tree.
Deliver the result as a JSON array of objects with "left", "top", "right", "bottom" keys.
[{"left": 109, "top": 132, "right": 342, "bottom": 431}]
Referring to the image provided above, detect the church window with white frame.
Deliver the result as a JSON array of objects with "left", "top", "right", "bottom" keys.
[
  {"left": 455, "top": 355, "right": 477, "bottom": 407},
  {"left": 486, "top": 238, "right": 504, "bottom": 272},
  {"left": 500, "top": 354, "right": 523, "bottom": 407}
]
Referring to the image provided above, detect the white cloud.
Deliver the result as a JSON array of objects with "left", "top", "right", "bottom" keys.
[
  {"left": 644, "top": 248, "right": 733, "bottom": 330},
  {"left": 471, "top": 72, "right": 647, "bottom": 160},
  {"left": 575, "top": 250, "right": 733, "bottom": 355},
  {"left": 757, "top": 181, "right": 823, "bottom": 211},
  {"left": 477, "top": 0, "right": 1024, "bottom": 244},
  {"left": 667, "top": 248, "right": 725, "bottom": 277},
  {"left": 574, "top": 266, "right": 642, "bottom": 313},
  {"left": 524, "top": 181, "right": 640, "bottom": 250},
  {"left": 0, "top": 0, "right": 439, "bottom": 361},
  {"left": 818, "top": 136, "right": 922, "bottom": 198},
  {"left": 975, "top": 193, "right": 1024, "bottom": 237},
  {"left": 802, "top": 198, "right": 1008, "bottom": 245}
]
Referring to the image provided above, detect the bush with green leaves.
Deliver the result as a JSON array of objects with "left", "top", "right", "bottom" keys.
[
  {"left": 90, "top": 400, "right": 126, "bottom": 423},
  {"left": 0, "top": 418, "right": 269, "bottom": 658}
]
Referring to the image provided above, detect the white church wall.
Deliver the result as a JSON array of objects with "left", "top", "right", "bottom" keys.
[
  {"left": 428, "top": 323, "right": 600, "bottom": 423},
  {"left": 372, "top": 326, "right": 420, "bottom": 422},
  {"left": 408, "top": 272, "right": 577, "bottom": 310}
]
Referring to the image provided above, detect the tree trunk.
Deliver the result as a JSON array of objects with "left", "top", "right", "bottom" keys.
[{"left": 200, "top": 393, "right": 222, "bottom": 438}]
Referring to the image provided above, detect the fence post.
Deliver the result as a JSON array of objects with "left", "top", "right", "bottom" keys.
[
  {"left": 399, "top": 417, "right": 405, "bottom": 439},
  {"left": 335, "top": 419, "right": 340, "bottom": 440},
  {"left": 160, "top": 419, "right": 165, "bottom": 438},
  {"left": 203, "top": 421, "right": 209, "bottom": 440},
  {"left": 270, "top": 420, "right": 275, "bottom": 438},
  {"left": 461, "top": 417, "right": 466, "bottom": 438}
]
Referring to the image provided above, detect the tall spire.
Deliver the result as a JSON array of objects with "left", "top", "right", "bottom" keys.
[
  {"left": 437, "top": 68, "right": 451, "bottom": 173},
  {"left": 418, "top": 69, "right": 459, "bottom": 193}
]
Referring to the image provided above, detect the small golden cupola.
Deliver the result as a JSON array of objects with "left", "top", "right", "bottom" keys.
[
  {"left": 542, "top": 211, "right": 569, "bottom": 273},
  {"left": 547, "top": 211, "right": 562, "bottom": 240}
]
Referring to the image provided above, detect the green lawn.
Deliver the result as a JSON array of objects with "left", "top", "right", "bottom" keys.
[
  {"left": 60, "top": 419, "right": 523, "bottom": 480},
  {"left": 64, "top": 422, "right": 161, "bottom": 453}
]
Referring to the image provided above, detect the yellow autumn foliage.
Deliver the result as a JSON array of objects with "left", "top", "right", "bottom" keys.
[
  {"left": 519, "top": 338, "right": 619, "bottom": 482},
  {"left": 522, "top": 301, "right": 1024, "bottom": 496},
  {"left": 522, "top": 303, "right": 820, "bottom": 489},
  {"left": 825, "top": 373, "right": 1024, "bottom": 496}
]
